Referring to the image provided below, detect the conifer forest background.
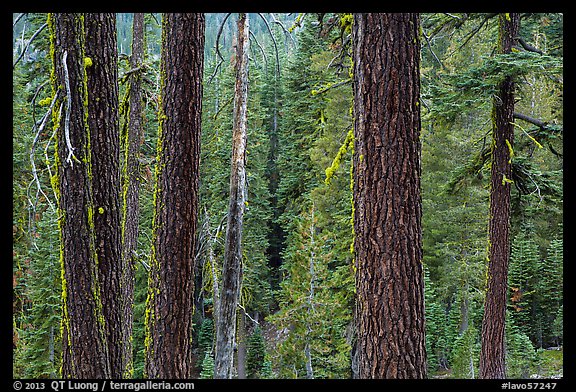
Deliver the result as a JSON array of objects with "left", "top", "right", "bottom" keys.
[{"left": 12, "top": 12, "right": 563, "bottom": 380}]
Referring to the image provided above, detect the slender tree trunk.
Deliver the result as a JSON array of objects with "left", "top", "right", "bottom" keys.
[
  {"left": 119, "top": 12, "right": 145, "bottom": 378},
  {"left": 237, "top": 311, "right": 247, "bottom": 379},
  {"left": 214, "top": 12, "right": 250, "bottom": 379},
  {"left": 479, "top": 12, "right": 520, "bottom": 379},
  {"left": 305, "top": 205, "right": 316, "bottom": 379},
  {"left": 144, "top": 13, "right": 205, "bottom": 379},
  {"left": 85, "top": 13, "right": 123, "bottom": 379},
  {"left": 49, "top": 13, "right": 110, "bottom": 378},
  {"left": 352, "top": 13, "right": 427, "bottom": 379}
]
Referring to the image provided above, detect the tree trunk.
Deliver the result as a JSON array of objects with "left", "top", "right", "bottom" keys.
[
  {"left": 49, "top": 13, "right": 110, "bottom": 379},
  {"left": 214, "top": 12, "right": 250, "bottom": 379},
  {"left": 237, "top": 311, "right": 247, "bottom": 379},
  {"left": 144, "top": 13, "right": 205, "bottom": 379},
  {"left": 352, "top": 13, "right": 427, "bottom": 379},
  {"left": 119, "top": 12, "right": 145, "bottom": 378},
  {"left": 85, "top": 13, "right": 123, "bottom": 379},
  {"left": 479, "top": 12, "right": 520, "bottom": 380}
]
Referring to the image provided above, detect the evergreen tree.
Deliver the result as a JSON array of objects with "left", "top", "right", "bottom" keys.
[
  {"left": 506, "top": 316, "right": 538, "bottom": 378},
  {"left": 85, "top": 13, "right": 124, "bottom": 378},
  {"left": 49, "top": 13, "right": 111, "bottom": 378},
  {"left": 119, "top": 12, "right": 146, "bottom": 378},
  {"left": 199, "top": 351, "right": 215, "bottom": 379},
  {"left": 536, "top": 234, "right": 563, "bottom": 347},
  {"left": 246, "top": 327, "right": 266, "bottom": 378},
  {"left": 450, "top": 324, "right": 480, "bottom": 379},
  {"left": 480, "top": 12, "right": 520, "bottom": 379},
  {"left": 352, "top": 13, "right": 427, "bottom": 378},
  {"left": 508, "top": 225, "right": 539, "bottom": 339},
  {"left": 145, "top": 13, "right": 204, "bottom": 378}
]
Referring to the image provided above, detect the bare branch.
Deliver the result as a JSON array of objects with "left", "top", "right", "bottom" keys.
[
  {"left": 257, "top": 13, "right": 281, "bottom": 78},
  {"left": 13, "top": 22, "right": 48, "bottom": 68},
  {"left": 249, "top": 30, "right": 267, "bottom": 68},
  {"left": 269, "top": 13, "right": 296, "bottom": 46},
  {"left": 449, "top": 13, "right": 498, "bottom": 56},
  {"left": 516, "top": 36, "right": 544, "bottom": 55},
  {"left": 422, "top": 28, "right": 445, "bottom": 69},
  {"left": 29, "top": 90, "right": 59, "bottom": 212},
  {"left": 237, "top": 302, "right": 259, "bottom": 326},
  {"left": 513, "top": 112, "right": 548, "bottom": 129},
  {"left": 311, "top": 78, "right": 351, "bottom": 95},
  {"left": 62, "top": 50, "right": 78, "bottom": 167},
  {"left": 13, "top": 13, "right": 27, "bottom": 28},
  {"left": 207, "top": 13, "right": 232, "bottom": 84}
]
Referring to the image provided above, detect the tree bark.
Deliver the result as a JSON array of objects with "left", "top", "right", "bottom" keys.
[
  {"left": 119, "top": 12, "right": 145, "bottom": 378},
  {"left": 237, "top": 311, "right": 247, "bottom": 379},
  {"left": 84, "top": 13, "right": 123, "bottom": 379},
  {"left": 144, "top": 13, "right": 204, "bottom": 379},
  {"left": 479, "top": 12, "right": 520, "bottom": 380},
  {"left": 352, "top": 13, "right": 427, "bottom": 379},
  {"left": 214, "top": 12, "right": 250, "bottom": 379},
  {"left": 49, "top": 13, "right": 110, "bottom": 379}
]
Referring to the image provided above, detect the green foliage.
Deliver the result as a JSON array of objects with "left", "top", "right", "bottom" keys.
[
  {"left": 508, "top": 224, "right": 562, "bottom": 348},
  {"left": 12, "top": 12, "right": 563, "bottom": 379},
  {"left": 13, "top": 208, "right": 61, "bottom": 378},
  {"left": 197, "top": 318, "right": 214, "bottom": 358},
  {"left": 246, "top": 327, "right": 266, "bottom": 378},
  {"left": 551, "top": 305, "right": 563, "bottom": 346},
  {"left": 506, "top": 317, "right": 539, "bottom": 378},
  {"left": 199, "top": 351, "right": 215, "bottom": 379},
  {"left": 508, "top": 224, "right": 540, "bottom": 337},
  {"left": 450, "top": 324, "right": 480, "bottom": 379},
  {"left": 268, "top": 202, "right": 352, "bottom": 378}
]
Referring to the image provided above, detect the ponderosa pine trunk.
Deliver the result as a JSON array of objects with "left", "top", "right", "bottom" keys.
[
  {"left": 214, "top": 12, "right": 250, "bottom": 379},
  {"left": 352, "top": 13, "right": 427, "bottom": 379},
  {"left": 479, "top": 12, "right": 520, "bottom": 380},
  {"left": 84, "top": 13, "right": 123, "bottom": 379},
  {"left": 144, "top": 13, "right": 204, "bottom": 379},
  {"left": 49, "top": 13, "right": 110, "bottom": 379},
  {"left": 119, "top": 12, "right": 145, "bottom": 378}
]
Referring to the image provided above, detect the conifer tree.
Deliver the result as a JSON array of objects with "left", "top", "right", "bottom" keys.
[
  {"left": 480, "top": 12, "right": 520, "bottom": 379},
  {"left": 352, "top": 13, "right": 427, "bottom": 378},
  {"left": 508, "top": 225, "right": 539, "bottom": 339},
  {"left": 144, "top": 13, "right": 204, "bottom": 379},
  {"left": 49, "top": 12, "right": 110, "bottom": 378},
  {"left": 84, "top": 12, "right": 123, "bottom": 378}
]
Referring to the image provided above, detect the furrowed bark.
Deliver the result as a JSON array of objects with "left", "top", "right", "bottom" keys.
[
  {"left": 352, "top": 13, "right": 427, "bottom": 379},
  {"left": 144, "top": 13, "right": 205, "bottom": 379}
]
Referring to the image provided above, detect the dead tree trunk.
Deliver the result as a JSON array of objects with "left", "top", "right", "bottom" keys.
[{"left": 214, "top": 12, "right": 250, "bottom": 379}]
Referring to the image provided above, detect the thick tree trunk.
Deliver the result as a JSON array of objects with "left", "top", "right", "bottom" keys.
[
  {"left": 479, "top": 12, "right": 520, "bottom": 380},
  {"left": 352, "top": 13, "right": 427, "bottom": 379},
  {"left": 85, "top": 13, "right": 123, "bottom": 379},
  {"left": 49, "top": 13, "right": 110, "bottom": 379},
  {"left": 119, "top": 12, "right": 145, "bottom": 378},
  {"left": 144, "top": 13, "right": 204, "bottom": 379},
  {"left": 214, "top": 12, "right": 250, "bottom": 379}
]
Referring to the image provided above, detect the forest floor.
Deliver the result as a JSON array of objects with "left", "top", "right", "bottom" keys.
[{"left": 261, "top": 314, "right": 563, "bottom": 380}]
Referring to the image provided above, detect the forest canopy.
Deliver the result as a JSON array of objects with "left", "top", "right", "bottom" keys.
[{"left": 12, "top": 12, "right": 563, "bottom": 380}]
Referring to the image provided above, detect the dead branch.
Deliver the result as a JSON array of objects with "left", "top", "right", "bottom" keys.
[
  {"left": 13, "top": 22, "right": 48, "bottom": 68},
  {"left": 207, "top": 13, "right": 232, "bottom": 84}
]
